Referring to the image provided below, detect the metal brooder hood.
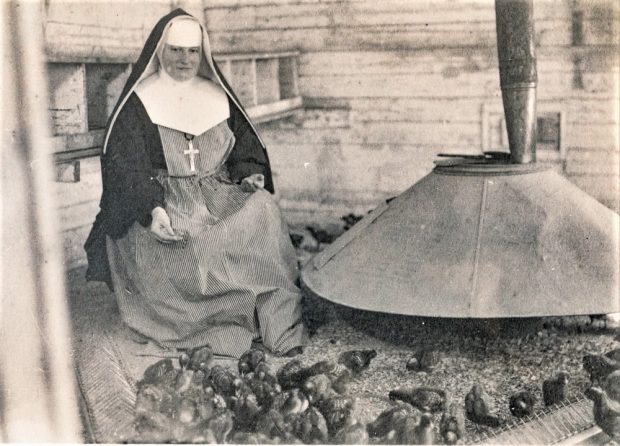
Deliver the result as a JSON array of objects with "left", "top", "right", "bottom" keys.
[{"left": 300, "top": 0, "right": 620, "bottom": 318}]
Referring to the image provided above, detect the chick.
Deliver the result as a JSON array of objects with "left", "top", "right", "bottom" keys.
[
  {"left": 406, "top": 348, "right": 440, "bottom": 373},
  {"left": 238, "top": 348, "right": 267, "bottom": 375},
  {"left": 543, "top": 371, "right": 570, "bottom": 406},
  {"left": 231, "top": 432, "right": 274, "bottom": 444},
  {"left": 212, "top": 393, "right": 229, "bottom": 411},
  {"left": 275, "top": 388, "right": 310, "bottom": 416},
  {"left": 188, "top": 345, "right": 214, "bottom": 372},
  {"left": 333, "top": 418, "right": 369, "bottom": 445},
  {"left": 389, "top": 387, "right": 447, "bottom": 413},
  {"left": 306, "top": 359, "right": 336, "bottom": 376},
  {"left": 606, "top": 348, "right": 620, "bottom": 362},
  {"left": 465, "top": 384, "right": 502, "bottom": 427},
  {"left": 194, "top": 391, "right": 217, "bottom": 421},
  {"left": 294, "top": 406, "right": 329, "bottom": 444},
  {"left": 157, "top": 367, "right": 181, "bottom": 392},
  {"left": 133, "top": 411, "right": 174, "bottom": 443},
  {"left": 306, "top": 360, "right": 352, "bottom": 393},
  {"left": 135, "top": 383, "right": 167, "bottom": 416},
  {"left": 339, "top": 349, "right": 377, "bottom": 374},
  {"left": 412, "top": 413, "right": 436, "bottom": 445},
  {"left": 209, "top": 365, "right": 240, "bottom": 397},
  {"left": 341, "top": 213, "right": 363, "bottom": 231},
  {"left": 178, "top": 352, "right": 191, "bottom": 370},
  {"left": 174, "top": 369, "right": 195, "bottom": 394},
  {"left": 318, "top": 394, "right": 355, "bottom": 434},
  {"left": 604, "top": 370, "right": 620, "bottom": 402},
  {"left": 253, "top": 361, "right": 279, "bottom": 386},
  {"left": 174, "top": 397, "right": 197, "bottom": 424},
  {"left": 135, "top": 384, "right": 178, "bottom": 417},
  {"left": 366, "top": 404, "right": 413, "bottom": 438},
  {"left": 393, "top": 415, "right": 419, "bottom": 445},
  {"left": 255, "top": 408, "right": 289, "bottom": 439},
  {"left": 439, "top": 401, "right": 465, "bottom": 445},
  {"left": 278, "top": 359, "right": 310, "bottom": 390},
  {"left": 585, "top": 386, "right": 620, "bottom": 441},
  {"left": 141, "top": 358, "right": 175, "bottom": 385},
  {"left": 280, "top": 431, "right": 305, "bottom": 445},
  {"left": 245, "top": 374, "right": 280, "bottom": 408},
  {"left": 303, "top": 373, "right": 336, "bottom": 405},
  {"left": 231, "top": 392, "right": 262, "bottom": 431},
  {"left": 509, "top": 390, "right": 536, "bottom": 418},
  {"left": 206, "top": 408, "right": 234, "bottom": 444},
  {"left": 583, "top": 354, "right": 620, "bottom": 384},
  {"left": 305, "top": 225, "right": 336, "bottom": 244},
  {"left": 172, "top": 423, "right": 217, "bottom": 444}
]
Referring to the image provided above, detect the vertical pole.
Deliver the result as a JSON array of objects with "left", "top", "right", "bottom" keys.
[
  {"left": 1, "top": 0, "right": 82, "bottom": 442},
  {"left": 495, "top": 0, "right": 538, "bottom": 164}
]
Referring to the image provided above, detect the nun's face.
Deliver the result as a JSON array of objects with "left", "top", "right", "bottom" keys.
[{"left": 161, "top": 44, "right": 201, "bottom": 82}]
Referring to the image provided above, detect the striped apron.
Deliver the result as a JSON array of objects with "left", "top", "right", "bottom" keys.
[{"left": 106, "top": 121, "right": 306, "bottom": 357}]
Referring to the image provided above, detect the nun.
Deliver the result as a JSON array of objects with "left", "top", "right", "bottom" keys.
[{"left": 84, "top": 9, "right": 306, "bottom": 358}]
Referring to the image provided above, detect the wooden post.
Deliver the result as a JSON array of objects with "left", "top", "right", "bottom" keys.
[{"left": 1, "top": 0, "right": 82, "bottom": 441}]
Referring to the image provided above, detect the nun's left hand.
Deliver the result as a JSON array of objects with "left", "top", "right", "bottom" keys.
[{"left": 240, "top": 173, "right": 265, "bottom": 192}]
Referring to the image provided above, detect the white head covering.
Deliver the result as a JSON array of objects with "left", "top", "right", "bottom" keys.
[
  {"left": 135, "top": 17, "right": 230, "bottom": 136},
  {"left": 166, "top": 18, "right": 202, "bottom": 47}
]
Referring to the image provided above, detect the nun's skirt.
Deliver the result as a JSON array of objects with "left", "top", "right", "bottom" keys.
[{"left": 106, "top": 173, "right": 306, "bottom": 358}]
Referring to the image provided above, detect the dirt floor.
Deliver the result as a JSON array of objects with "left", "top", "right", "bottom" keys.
[{"left": 67, "top": 233, "right": 619, "bottom": 444}]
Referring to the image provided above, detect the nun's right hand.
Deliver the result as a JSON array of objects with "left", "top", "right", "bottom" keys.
[{"left": 150, "top": 206, "right": 183, "bottom": 243}]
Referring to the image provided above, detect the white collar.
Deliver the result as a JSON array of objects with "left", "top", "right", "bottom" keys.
[{"left": 135, "top": 70, "right": 230, "bottom": 136}]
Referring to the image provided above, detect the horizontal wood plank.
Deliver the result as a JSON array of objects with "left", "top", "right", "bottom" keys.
[
  {"left": 295, "top": 97, "right": 619, "bottom": 126},
  {"left": 297, "top": 48, "right": 619, "bottom": 76},
  {"left": 298, "top": 70, "right": 617, "bottom": 100},
  {"left": 204, "top": 0, "right": 589, "bottom": 31},
  {"left": 261, "top": 120, "right": 484, "bottom": 148}
]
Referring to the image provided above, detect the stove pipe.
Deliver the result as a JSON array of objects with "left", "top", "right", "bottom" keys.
[{"left": 495, "top": 0, "right": 537, "bottom": 164}]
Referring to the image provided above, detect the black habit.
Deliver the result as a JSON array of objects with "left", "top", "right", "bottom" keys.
[{"left": 84, "top": 8, "right": 275, "bottom": 289}]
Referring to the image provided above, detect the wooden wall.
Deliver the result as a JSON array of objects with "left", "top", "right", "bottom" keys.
[
  {"left": 204, "top": 0, "right": 619, "bottom": 220},
  {"left": 44, "top": 0, "right": 203, "bottom": 269},
  {"left": 44, "top": 0, "right": 619, "bottom": 269}
]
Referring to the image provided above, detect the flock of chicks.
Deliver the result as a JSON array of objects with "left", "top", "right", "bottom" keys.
[{"left": 132, "top": 344, "right": 620, "bottom": 444}]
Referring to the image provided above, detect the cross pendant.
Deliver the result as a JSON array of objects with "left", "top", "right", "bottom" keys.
[{"left": 183, "top": 135, "right": 199, "bottom": 172}]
